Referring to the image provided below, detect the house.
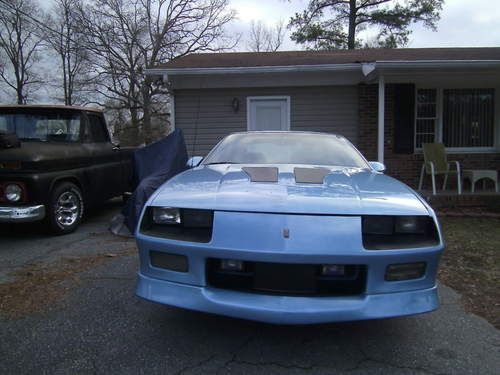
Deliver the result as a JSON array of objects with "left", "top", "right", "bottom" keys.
[{"left": 146, "top": 48, "right": 500, "bottom": 188}]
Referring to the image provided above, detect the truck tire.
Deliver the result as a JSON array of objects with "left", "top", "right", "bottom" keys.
[{"left": 47, "top": 182, "right": 84, "bottom": 235}]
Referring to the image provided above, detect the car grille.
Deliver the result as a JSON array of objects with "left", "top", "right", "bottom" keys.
[{"left": 206, "top": 259, "right": 367, "bottom": 296}]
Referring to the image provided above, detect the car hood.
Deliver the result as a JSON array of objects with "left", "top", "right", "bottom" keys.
[{"left": 150, "top": 164, "right": 429, "bottom": 216}]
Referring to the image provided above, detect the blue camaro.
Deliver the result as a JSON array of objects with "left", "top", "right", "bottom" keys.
[{"left": 135, "top": 132, "right": 444, "bottom": 324}]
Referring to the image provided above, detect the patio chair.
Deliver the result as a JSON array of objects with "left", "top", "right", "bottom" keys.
[{"left": 418, "top": 143, "right": 462, "bottom": 195}]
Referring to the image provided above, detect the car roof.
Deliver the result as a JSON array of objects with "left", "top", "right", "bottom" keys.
[
  {"left": 229, "top": 131, "right": 346, "bottom": 139},
  {"left": 0, "top": 104, "right": 103, "bottom": 113}
]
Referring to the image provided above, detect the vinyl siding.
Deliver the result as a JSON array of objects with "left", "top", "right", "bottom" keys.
[{"left": 175, "top": 86, "right": 359, "bottom": 156}]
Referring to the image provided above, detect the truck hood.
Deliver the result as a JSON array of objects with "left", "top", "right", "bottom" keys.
[{"left": 150, "top": 164, "right": 429, "bottom": 216}]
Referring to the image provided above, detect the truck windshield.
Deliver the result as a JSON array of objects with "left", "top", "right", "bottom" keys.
[{"left": 0, "top": 112, "right": 81, "bottom": 142}]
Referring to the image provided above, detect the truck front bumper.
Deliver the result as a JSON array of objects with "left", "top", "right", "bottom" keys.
[{"left": 0, "top": 205, "right": 45, "bottom": 222}]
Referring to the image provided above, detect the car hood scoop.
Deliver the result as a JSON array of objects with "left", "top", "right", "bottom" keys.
[
  {"left": 294, "top": 167, "right": 330, "bottom": 184},
  {"left": 242, "top": 166, "right": 330, "bottom": 184},
  {"left": 242, "top": 167, "right": 279, "bottom": 182}
]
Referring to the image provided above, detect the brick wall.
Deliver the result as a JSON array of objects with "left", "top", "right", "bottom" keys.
[{"left": 357, "top": 84, "right": 500, "bottom": 189}]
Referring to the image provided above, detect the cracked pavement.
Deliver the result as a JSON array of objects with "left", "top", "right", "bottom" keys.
[{"left": 1, "top": 202, "right": 499, "bottom": 374}]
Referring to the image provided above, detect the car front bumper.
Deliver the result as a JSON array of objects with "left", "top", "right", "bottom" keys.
[
  {"left": 137, "top": 272, "right": 439, "bottom": 324},
  {"left": 135, "top": 211, "right": 444, "bottom": 324},
  {"left": 0, "top": 205, "right": 45, "bottom": 222}
]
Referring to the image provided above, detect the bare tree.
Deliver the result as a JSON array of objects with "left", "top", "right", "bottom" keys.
[
  {"left": 44, "top": 0, "right": 87, "bottom": 106},
  {"left": 247, "top": 20, "right": 285, "bottom": 52},
  {"left": 77, "top": 0, "right": 237, "bottom": 144},
  {"left": 0, "top": 0, "right": 44, "bottom": 104}
]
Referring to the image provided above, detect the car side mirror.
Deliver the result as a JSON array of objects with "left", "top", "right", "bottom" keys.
[
  {"left": 369, "top": 161, "right": 386, "bottom": 173},
  {"left": 187, "top": 156, "right": 203, "bottom": 168}
]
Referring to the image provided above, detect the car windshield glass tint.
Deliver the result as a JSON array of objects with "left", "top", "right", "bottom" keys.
[
  {"left": 204, "top": 133, "right": 368, "bottom": 168},
  {"left": 0, "top": 112, "right": 81, "bottom": 142}
]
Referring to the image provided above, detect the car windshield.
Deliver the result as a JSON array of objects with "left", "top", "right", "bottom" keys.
[
  {"left": 0, "top": 111, "right": 81, "bottom": 142},
  {"left": 203, "top": 132, "right": 368, "bottom": 168}
]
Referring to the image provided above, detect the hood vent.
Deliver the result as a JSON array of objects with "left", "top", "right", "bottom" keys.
[
  {"left": 294, "top": 167, "right": 330, "bottom": 184},
  {"left": 242, "top": 167, "right": 278, "bottom": 183}
]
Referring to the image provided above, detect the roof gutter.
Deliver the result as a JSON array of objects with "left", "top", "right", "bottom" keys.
[
  {"left": 146, "top": 63, "right": 361, "bottom": 77},
  {"left": 375, "top": 59, "right": 500, "bottom": 70},
  {"left": 146, "top": 59, "right": 500, "bottom": 81}
]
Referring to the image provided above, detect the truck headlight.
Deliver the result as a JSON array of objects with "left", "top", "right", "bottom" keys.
[
  {"left": 152, "top": 207, "right": 181, "bottom": 225},
  {"left": 5, "top": 183, "right": 22, "bottom": 202}
]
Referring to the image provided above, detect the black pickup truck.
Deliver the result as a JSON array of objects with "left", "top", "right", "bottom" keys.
[{"left": 0, "top": 105, "right": 135, "bottom": 234}]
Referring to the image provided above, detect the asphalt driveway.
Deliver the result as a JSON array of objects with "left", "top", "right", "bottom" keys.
[{"left": 0, "top": 202, "right": 499, "bottom": 374}]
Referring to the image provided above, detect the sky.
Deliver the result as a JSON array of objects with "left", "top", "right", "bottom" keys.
[
  {"left": 231, "top": 0, "right": 500, "bottom": 50},
  {"left": 2, "top": 0, "right": 499, "bottom": 104}
]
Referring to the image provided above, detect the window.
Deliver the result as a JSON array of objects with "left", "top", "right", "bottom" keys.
[
  {"left": 87, "top": 114, "right": 109, "bottom": 143},
  {"left": 415, "top": 89, "right": 437, "bottom": 148},
  {"left": 415, "top": 88, "right": 496, "bottom": 150},
  {"left": 247, "top": 96, "right": 290, "bottom": 131},
  {"left": 0, "top": 111, "right": 81, "bottom": 142},
  {"left": 442, "top": 89, "right": 494, "bottom": 148}
]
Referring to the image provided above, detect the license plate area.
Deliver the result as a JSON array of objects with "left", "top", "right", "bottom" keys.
[{"left": 253, "top": 263, "right": 316, "bottom": 294}]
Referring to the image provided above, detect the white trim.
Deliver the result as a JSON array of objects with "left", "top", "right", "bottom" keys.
[
  {"left": 246, "top": 96, "right": 291, "bottom": 131},
  {"left": 414, "top": 88, "right": 439, "bottom": 150},
  {"left": 376, "top": 60, "right": 500, "bottom": 70},
  {"left": 146, "top": 60, "right": 500, "bottom": 77},
  {"left": 378, "top": 76, "right": 385, "bottom": 163},
  {"left": 147, "top": 64, "right": 361, "bottom": 76}
]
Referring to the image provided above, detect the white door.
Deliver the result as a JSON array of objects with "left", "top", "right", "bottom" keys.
[{"left": 247, "top": 97, "right": 290, "bottom": 131}]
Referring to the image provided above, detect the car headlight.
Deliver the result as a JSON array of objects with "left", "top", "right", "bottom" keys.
[
  {"left": 394, "top": 216, "right": 426, "bottom": 234},
  {"left": 142, "top": 207, "right": 214, "bottom": 243},
  {"left": 153, "top": 207, "right": 181, "bottom": 225},
  {"left": 362, "top": 215, "right": 439, "bottom": 250},
  {"left": 362, "top": 216, "right": 426, "bottom": 235},
  {"left": 5, "top": 183, "right": 22, "bottom": 202}
]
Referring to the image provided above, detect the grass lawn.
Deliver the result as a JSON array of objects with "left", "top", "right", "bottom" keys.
[{"left": 438, "top": 217, "right": 500, "bottom": 329}]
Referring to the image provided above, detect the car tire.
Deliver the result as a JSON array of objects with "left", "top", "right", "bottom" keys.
[{"left": 47, "top": 182, "right": 84, "bottom": 235}]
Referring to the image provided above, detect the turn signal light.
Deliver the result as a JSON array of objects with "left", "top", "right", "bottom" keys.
[
  {"left": 0, "top": 161, "right": 22, "bottom": 170},
  {"left": 150, "top": 251, "right": 188, "bottom": 272},
  {"left": 385, "top": 262, "right": 426, "bottom": 281},
  {"left": 321, "top": 264, "right": 346, "bottom": 276},
  {"left": 220, "top": 259, "right": 244, "bottom": 272}
]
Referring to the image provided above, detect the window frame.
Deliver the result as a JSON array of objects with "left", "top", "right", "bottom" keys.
[
  {"left": 414, "top": 88, "right": 439, "bottom": 151},
  {"left": 414, "top": 86, "right": 499, "bottom": 153},
  {"left": 246, "top": 96, "right": 291, "bottom": 131},
  {"left": 85, "top": 113, "right": 110, "bottom": 143}
]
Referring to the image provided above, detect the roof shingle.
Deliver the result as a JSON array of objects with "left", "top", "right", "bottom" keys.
[{"left": 157, "top": 48, "right": 500, "bottom": 70}]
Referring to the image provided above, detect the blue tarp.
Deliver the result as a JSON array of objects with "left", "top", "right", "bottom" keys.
[{"left": 122, "top": 129, "right": 188, "bottom": 233}]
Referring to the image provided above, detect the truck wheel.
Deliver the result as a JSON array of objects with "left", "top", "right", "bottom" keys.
[{"left": 47, "top": 182, "right": 84, "bottom": 234}]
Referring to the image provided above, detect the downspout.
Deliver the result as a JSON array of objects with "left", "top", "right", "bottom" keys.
[
  {"left": 361, "top": 63, "right": 384, "bottom": 163},
  {"left": 378, "top": 76, "right": 385, "bottom": 164},
  {"left": 163, "top": 73, "right": 175, "bottom": 130}
]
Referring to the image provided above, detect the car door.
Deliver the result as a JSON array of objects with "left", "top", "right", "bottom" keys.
[{"left": 84, "top": 113, "right": 124, "bottom": 201}]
